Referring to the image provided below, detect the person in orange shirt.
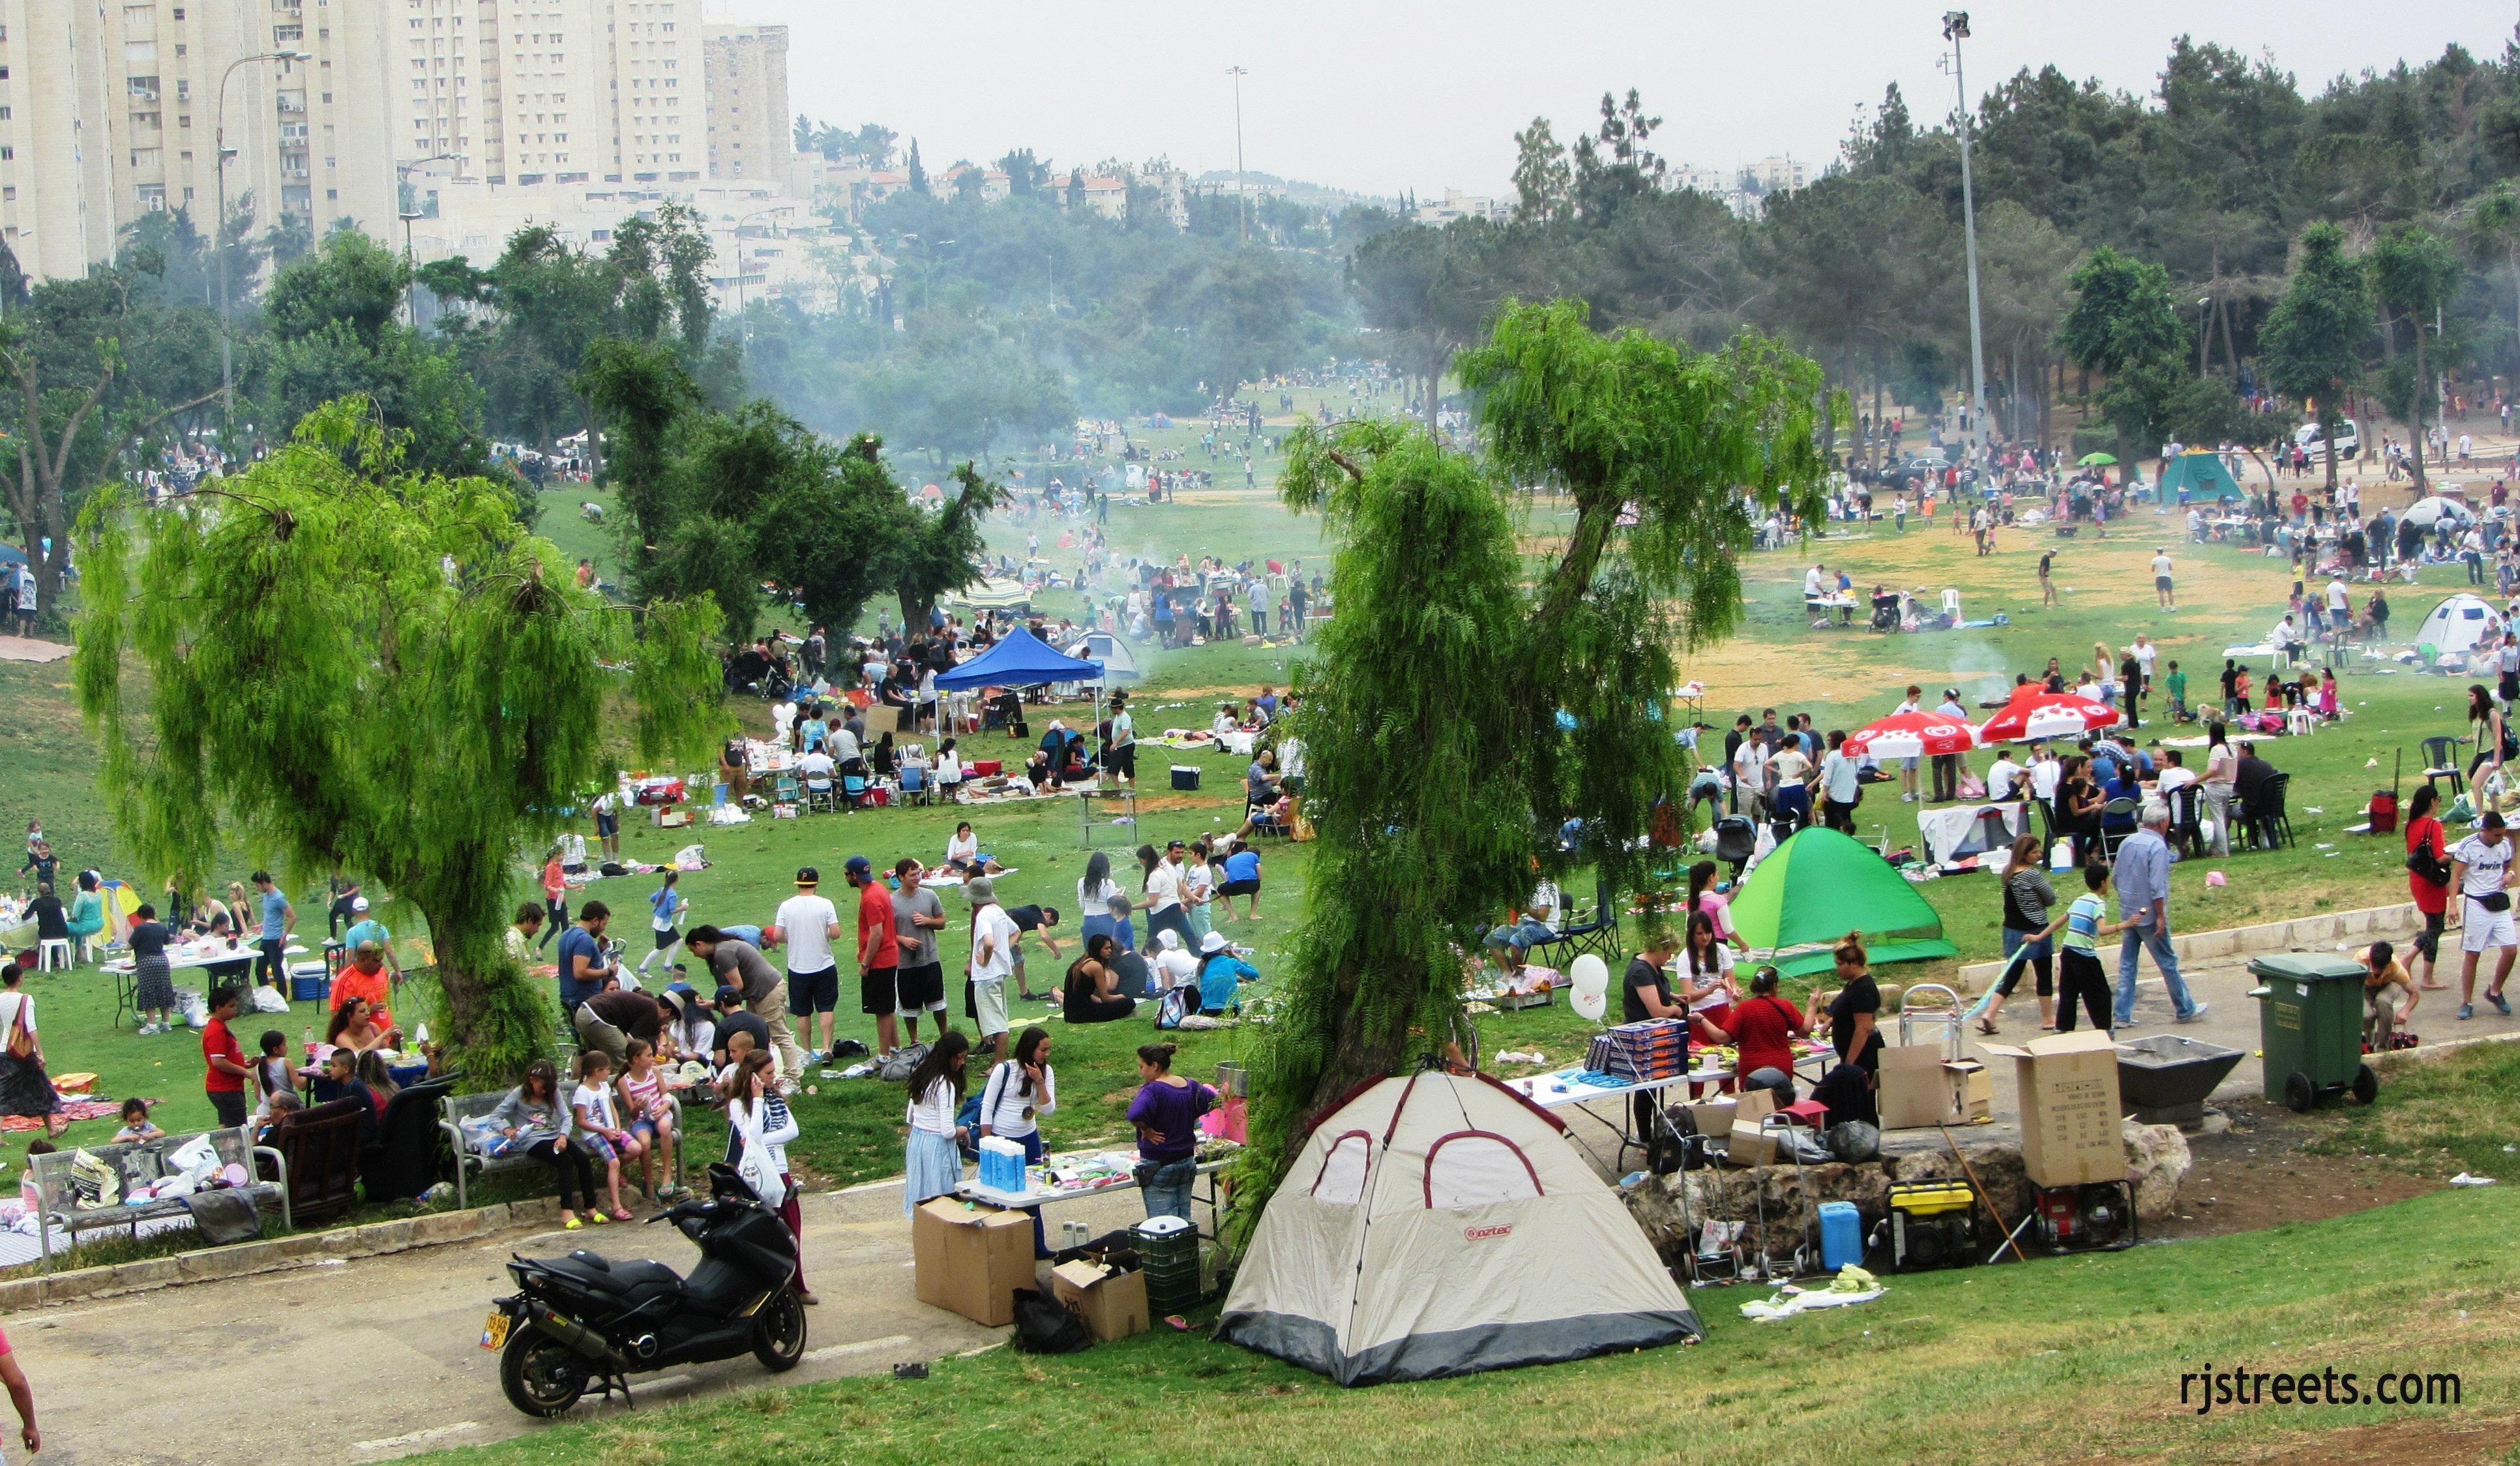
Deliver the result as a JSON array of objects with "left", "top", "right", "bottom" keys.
[
  {"left": 331, "top": 941, "right": 396, "bottom": 1036},
  {"left": 538, "top": 848, "right": 569, "bottom": 951}
]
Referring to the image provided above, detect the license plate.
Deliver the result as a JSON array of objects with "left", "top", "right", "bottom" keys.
[{"left": 481, "top": 1310, "right": 513, "bottom": 1351}]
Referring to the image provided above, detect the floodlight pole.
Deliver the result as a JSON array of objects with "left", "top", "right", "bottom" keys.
[
  {"left": 1227, "top": 67, "right": 1249, "bottom": 245},
  {"left": 215, "top": 52, "right": 310, "bottom": 440},
  {"left": 1944, "top": 13, "right": 1989, "bottom": 468}
]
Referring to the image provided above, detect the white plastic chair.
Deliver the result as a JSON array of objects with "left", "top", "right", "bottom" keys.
[
  {"left": 1941, "top": 588, "right": 1962, "bottom": 621},
  {"left": 35, "top": 939, "right": 72, "bottom": 972},
  {"left": 2285, "top": 708, "right": 2317, "bottom": 737}
]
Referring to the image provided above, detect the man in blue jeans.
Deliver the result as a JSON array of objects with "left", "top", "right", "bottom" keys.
[
  {"left": 252, "top": 871, "right": 293, "bottom": 994},
  {"left": 2112, "top": 805, "right": 2208, "bottom": 1028}
]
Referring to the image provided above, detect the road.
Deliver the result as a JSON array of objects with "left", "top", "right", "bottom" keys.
[{"left": 9, "top": 1176, "right": 1163, "bottom": 1465}]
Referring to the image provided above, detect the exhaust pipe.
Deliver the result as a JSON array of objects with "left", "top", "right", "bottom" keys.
[{"left": 526, "top": 1300, "right": 630, "bottom": 1369}]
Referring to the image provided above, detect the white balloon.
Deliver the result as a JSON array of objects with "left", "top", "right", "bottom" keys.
[
  {"left": 1569, "top": 953, "right": 1610, "bottom": 999},
  {"left": 1571, "top": 985, "right": 1607, "bottom": 1022}
]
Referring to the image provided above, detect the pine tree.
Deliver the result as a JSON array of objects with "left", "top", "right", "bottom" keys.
[
  {"left": 907, "top": 138, "right": 928, "bottom": 195},
  {"left": 2259, "top": 222, "right": 2372, "bottom": 490}
]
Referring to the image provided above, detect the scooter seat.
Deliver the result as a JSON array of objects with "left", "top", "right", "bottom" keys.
[{"left": 544, "top": 1253, "right": 683, "bottom": 1297}]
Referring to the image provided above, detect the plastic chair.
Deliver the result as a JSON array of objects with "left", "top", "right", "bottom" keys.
[
  {"left": 2247, "top": 773, "right": 2296, "bottom": 851},
  {"left": 35, "top": 939, "right": 72, "bottom": 972},
  {"left": 2421, "top": 736, "right": 2468, "bottom": 798},
  {"left": 804, "top": 777, "right": 835, "bottom": 814},
  {"left": 2285, "top": 708, "right": 2317, "bottom": 738},
  {"left": 1941, "top": 588, "right": 1962, "bottom": 621},
  {"left": 898, "top": 766, "right": 930, "bottom": 807}
]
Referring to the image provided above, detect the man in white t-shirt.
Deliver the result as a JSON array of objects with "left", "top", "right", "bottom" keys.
[
  {"left": 2326, "top": 576, "right": 2351, "bottom": 627},
  {"left": 1985, "top": 749, "right": 2024, "bottom": 802},
  {"left": 2450, "top": 814, "right": 2518, "bottom": 1021},
  {"left": 2129, "top": 633, "right": 2157, "bottom": 691},
  {"left": 1732, "top": 727, "right": 1771, "bottom": 822},
  {"left": 2028, "top": 744, "right": 2063, "bottom": 804},
  {"left": 766, "top": 868, "right": 843, "bottom": 1062},
  {"left": 1894, "top": 685, "right": 1923, "bottom": 801},
  {"left": 964, "top": 876, "right": 1020, "bottom": 1060},
  {"left": 2151, "top": 548, "right": 2175, "bottom": 608}
]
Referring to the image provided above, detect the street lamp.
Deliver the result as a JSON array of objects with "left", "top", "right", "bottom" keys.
[
  {"left": 730, "top": 205, "right": 784, "bottom": 359},
  {"left": 215, "top": 48, "right": 314, "bottom": 438},
  {"left": 1226, "top": 66, "right": 1249, "bottom": 245},
  {"left": 397, "top": 153, "right": 462, "bottom": 329},
  {"left": 1940, "top": 13, "right": 1988, "bottom": 464}
]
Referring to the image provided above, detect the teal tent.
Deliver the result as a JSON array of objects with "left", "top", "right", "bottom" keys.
[{"left": 2158, "top": 451, "right": 2246, "bottom": 502}]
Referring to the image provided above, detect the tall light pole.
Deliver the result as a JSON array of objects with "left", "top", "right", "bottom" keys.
[
  {"left": 2197, "top": 296, "right": 2212, "bottom": 377},
  {"left": 1226, "top": 66, "right": 1249, "bottom": 245},
  {"left": 730, "top": 205, "right": 784, "bottom": 361},
  {"left": 215, "top": 49, "right": 312, "bottom": 439},
  {"left": 397, "top": 153, "right": 462, "bottom": 329},
  {"left": 1941, "top": 13, "right": 1988, "bottom": 464}
]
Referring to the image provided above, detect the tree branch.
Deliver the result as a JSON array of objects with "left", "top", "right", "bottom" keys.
[{"left": 1324, "top": 449, "right": 1366, "bottom": 484}]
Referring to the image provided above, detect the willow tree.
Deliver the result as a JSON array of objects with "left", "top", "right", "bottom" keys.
[
  {"left": 1238, "top": 299, "right": 1830, "bottom": 1227},
  {"left": 72, "top": 398, "right": 724, "bottom": 1079}
]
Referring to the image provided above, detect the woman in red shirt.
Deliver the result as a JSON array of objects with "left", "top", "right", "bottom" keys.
[
  {"left": 2405, "top": 784, "right": 2450, "bottom": 991},
  {"left": 1727, "top": 966, "right": 1811, "bottom": 1096}
]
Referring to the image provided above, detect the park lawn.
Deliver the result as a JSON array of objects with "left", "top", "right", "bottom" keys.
[
  {"left": 0, "top": 436, "right": 2491, "bottom": 1199},
  {"left": 416, "top": 1183, "right": 2520, "bottom": 1466}
]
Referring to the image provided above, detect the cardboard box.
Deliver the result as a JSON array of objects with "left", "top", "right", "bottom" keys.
[
  {"left": 1726, "top": 1119, "right": 1779, "bottom": 1167},
  {"left": 912, "top": 1199, "right": 1035, "bottom": 1326},
  {"left": 1686, "top": 1084, "right": 1771, "bottom": 1141},
  {"left": 1876, "top": 1043, "right": 1951, "bottom": 1129},
  {"left": 1948, "top": 1060, "right": 1993, "bottom": 1124},
  {"left": 1051, "top": 1259, "right": 1149, "bottom": 1341},
  {"left": 1980, "top": 1030, "right": 2126, "bottom": 1186}
]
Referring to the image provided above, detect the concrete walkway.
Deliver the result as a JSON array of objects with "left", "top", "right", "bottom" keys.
[{"left": 12, "top": 1176, "right": 1161, "bottom": 1464}]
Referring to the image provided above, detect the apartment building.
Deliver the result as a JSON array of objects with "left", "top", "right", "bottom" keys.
[
  {"left": 0, "top": 0, "right": 398, "bottom": 283},
  {"left": 395, "top": 0, "right": 700, "bottom": 188},
  {"left": 700, "top": 19, "right": 780, "bottom": 183}
]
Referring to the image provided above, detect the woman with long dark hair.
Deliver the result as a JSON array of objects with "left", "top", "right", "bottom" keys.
[
  {"left": 2468, "top": 684, "right": 2508, "bottom": 785},
  {"left": 1980, "top": 833, "right": 2058, "bottom": 1034},
  {"left": 1077, "top": 852, "right": 1121, "bottom": 950},
  {"left": 979, "top": 1026, "right": 1057, "bottom": 1255},
  {"left": 1061, "top": 935, "right": 1136, "bottom": 1023},
  {"left": 2201, "top": 723, "right": 2238, "bottom": 858},
  {"left": 902, "top": 1030, "right": 971, "bottom": 1217},
  {"left": 1685, "top": 861, "right": 1746, "bottom": 951},
  {"left": 2405, "top": 783, "right": 2451, "bottom": 991},
  {"left": 0, "top": 964, "right": 65, "bottom": 1138},
  {"left": 490, "top": 1059, "right": 593, "bottom": 1229},
  {"left": 722, "top": 1048, "right": 811, "bottom": 1302}
]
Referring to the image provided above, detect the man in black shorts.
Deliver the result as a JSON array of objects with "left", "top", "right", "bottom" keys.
[{"left": 889, "top": 859, "right": 950, "bottom": 1040}]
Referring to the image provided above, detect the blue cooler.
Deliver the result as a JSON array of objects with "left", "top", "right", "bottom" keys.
[
  {"left": 1818, "top": 1201, "right": 1863, "bottom": 1271},
  {"left": 289, "top": 963, "right": 331, "bottom": 1002}
]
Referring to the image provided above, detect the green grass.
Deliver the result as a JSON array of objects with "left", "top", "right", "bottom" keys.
[
  {"left": 0, "top": 428, "right": 2489, "bottom": 1205},
  {"left": 419, "top": 1184, "right": 2520, "bottom": 1464}
]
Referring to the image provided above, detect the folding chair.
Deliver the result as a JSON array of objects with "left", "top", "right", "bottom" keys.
[
  {"left": 2420, "top": 736, "right": 2468, "bottom": 800},
  {"left": 803, "top": 777, "right": 836, "bottom": 813},
  {"left": 842, "top": 774, "right": 869, "bottom": 811},
  {"left": 898, "top": 766, "right": 930, "bottom": 807},
  {"left": 2099, "top": 798, "right": 2140, "bottom": 865},
  {"left": 772, "top": 775, "right": 800, "bottom": 807}
]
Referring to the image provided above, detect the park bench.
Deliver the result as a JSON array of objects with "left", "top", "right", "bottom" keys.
[
  {"left": 439, "top": 1087, "right": 687, "bottom": 1209},
  {"left": 26, "top": 1126, "right": 288, "bottom": 1271}
]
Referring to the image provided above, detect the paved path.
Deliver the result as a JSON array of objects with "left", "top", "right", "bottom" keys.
[{"left": 12, "top": 1176, "right": 1161, "bottom": 1465}]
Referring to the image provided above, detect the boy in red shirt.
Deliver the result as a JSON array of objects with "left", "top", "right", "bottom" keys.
[
  {"left": 847, "top": 856, "right": 901, "bottom": 1056},
  {"left": 201, "top": 985, "right": 254, "bottom": 1128}
]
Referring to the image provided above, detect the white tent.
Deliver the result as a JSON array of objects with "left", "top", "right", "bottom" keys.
[
  {"left": 1214, "top": 1071, "right": 1698, "bottom": 1386},
  {"left": 1061, "top": 629, "right": 1142, "bottom": 684},
  {"left": 2416, "top": 592, "right": 2501, "bottom": 660}
]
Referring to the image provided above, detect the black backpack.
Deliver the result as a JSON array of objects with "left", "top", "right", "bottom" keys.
[{"left": 1010, "top": 1287, "right": 1094, "bottom": 1354}]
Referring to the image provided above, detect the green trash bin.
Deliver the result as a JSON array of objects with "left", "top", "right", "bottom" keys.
[{"left": 2246, "top": 953, "right": 2377, "bottom": 1113}]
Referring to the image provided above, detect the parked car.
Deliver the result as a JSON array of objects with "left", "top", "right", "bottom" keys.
[{"left": 2293, "top": 418, "right": 2360, "bottom": 460}]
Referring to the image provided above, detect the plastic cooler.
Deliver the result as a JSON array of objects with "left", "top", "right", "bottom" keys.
[
  {"left": 288, "top": 963, "right": 331, "bottom": 1003},
  {"left": 2246, "top": 953, "right": 2375, "bottom": 1111},
  {"left": 1132, "top": 1215, "right": 1201, "bottom": 1313}
]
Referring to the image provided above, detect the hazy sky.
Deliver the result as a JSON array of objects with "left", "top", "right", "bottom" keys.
[{"left": 717, "top": 1, "right": 2515, "bottom": 199}]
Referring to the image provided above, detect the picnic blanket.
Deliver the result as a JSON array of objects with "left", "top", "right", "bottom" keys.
[{"left": 0, "top": 1098, "right": 123, "bottom": 1132}]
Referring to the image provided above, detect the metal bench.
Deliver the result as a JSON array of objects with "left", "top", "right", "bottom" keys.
[
  {"left": 27, "top": 1127, "right": 288, "bottom": 1271},
  {"left": 438, "top": 1088, "right": 687, "bottom": 1210}
]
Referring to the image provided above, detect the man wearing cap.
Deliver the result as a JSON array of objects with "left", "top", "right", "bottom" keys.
[
  {"left": 890, "top": 860, "right": 951, "bottom": 1043},
  {"left": 341, "top": 897, "right": 400, "bottom": 982},
  {"left": 769, "top": 867, "right": 843, "bottom": 1065},
  {"left": 846, "top": 857, "right": 904, "bottom": 1058},
  {"left": 684, "top": 924, "right": 804, "bottom": 1081},
  {"left": 964, "top": 876, "right": 1018, "bottom": 1062},
  {"left": 331, "top": 941, "right": 397, "bottom": 1034}
]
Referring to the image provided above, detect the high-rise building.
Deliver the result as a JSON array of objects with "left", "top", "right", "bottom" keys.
[
  {"left": 396, "top": 0, "right": 702, "bottom": 188},
  {"left": 0, "top": 0, "right": 399, "bottom": 284},
  {"left": 701, "top": 20, "right": 781, "bottom": 182}
]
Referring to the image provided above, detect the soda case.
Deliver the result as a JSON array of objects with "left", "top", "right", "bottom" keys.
[{"left": 977, "top": 1136, "right": 1029, "bottom": 1193}]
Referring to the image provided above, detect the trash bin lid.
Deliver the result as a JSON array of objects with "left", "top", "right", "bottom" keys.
[{"left": 2246, "top": 953, "right": 2365, "bottom": 983}]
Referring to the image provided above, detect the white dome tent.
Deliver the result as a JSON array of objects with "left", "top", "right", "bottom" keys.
[
  {"left": 1214, "top": 1070, "right": 1698, "bottom": 1386},
  {"left": 2414, "top": 592, "right": 2502, "bottom": 666}
]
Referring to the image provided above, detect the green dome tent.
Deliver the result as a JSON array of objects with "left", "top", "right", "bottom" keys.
[
  {"left": 2157, "top": 450, "right": 2246, "bottom": 502},
  {"left": 1728, "top": 827, "right": 1957, "bottom": 978}
]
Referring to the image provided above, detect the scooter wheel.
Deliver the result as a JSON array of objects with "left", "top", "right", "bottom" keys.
[
  {"left": 501, "top": 1330, "right": 589, "bottom": 1417},
  {"left": 752, "top": 1285, "right": 808, "bottom": 1371}
]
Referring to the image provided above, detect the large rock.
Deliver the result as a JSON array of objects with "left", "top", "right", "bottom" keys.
[{"left": 1620, "top": 1124, "right": 2188, "bottom": 1263}]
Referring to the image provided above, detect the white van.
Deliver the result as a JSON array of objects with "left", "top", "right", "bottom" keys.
[{"left": 2294, "top": 417, "right": 2360, "bottom": 459}]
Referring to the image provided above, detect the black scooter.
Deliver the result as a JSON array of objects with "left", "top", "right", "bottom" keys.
[{"left": 484, "top": 1163, "right": 806, "bottom": 1416}]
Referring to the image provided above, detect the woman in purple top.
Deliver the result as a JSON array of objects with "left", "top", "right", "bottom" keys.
[{"left": 1125, "top": 1041, "right": 1214, "bottom": 1221}]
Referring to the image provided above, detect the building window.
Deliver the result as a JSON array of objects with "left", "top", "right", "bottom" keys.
[{"left": 0, "top": 147, "right": 10, "bottom": 162}]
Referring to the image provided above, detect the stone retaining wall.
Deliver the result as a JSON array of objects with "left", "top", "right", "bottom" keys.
[{"left": 0, "top": 1197, "right": 559, "bottom": 1313}]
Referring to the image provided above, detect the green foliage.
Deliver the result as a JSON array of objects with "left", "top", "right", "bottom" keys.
[
  {"left": 1238, "top": 300, "right": 1832, "bottom": 1236},
  {"left": 2259, "top": 222, "right": 2371, "bottom": 486},
  {"left": 2058, "top": 245, "right": 2191, "bottom": 466},
  {"left": 2367, "top": 223, "right": 2463, "bottom": 491},
  {"left": 70, "top": 399, "right": 724, "bottom": 1081},
  {"left": 891, "top": 460, "right": 1011, "bottom": 632}
]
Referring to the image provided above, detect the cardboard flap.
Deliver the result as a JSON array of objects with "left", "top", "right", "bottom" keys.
[{"left": 2023, "top": 1028, "right": 2118, "bottom": 1057}]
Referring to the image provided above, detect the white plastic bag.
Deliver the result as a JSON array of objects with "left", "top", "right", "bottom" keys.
[
  {"left": 250, "top": 984, "right": 291, "bottom": 1014},
  {"left": 168, "top": 1133, "right": 220, "bottom": 1178},
  {"left": 731, "top": 1102, "right": 786, "bottom": 1210}
]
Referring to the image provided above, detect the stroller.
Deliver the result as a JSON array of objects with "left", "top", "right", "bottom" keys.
[
  {"left": 1713, "top": 815, "right": 1758, "bottom": 880},
  {"left": 1869, "top": 591, "right": 1903, "bottom": 632}
]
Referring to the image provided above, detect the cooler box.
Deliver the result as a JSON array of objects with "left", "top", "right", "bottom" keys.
[
  {"left": 288, "top": 964, "right": 331, "bottom": 1003},
  {"left": 1172, "top": 765, "right": 1202, "bottom": 791}
]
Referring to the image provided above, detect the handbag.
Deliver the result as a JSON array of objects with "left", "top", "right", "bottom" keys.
[
  {"left": 2405, "top": 840, "right": 2451, "bottom": 888},
  {"left": 3, "top": 995, "right": 32, "bottom": 1060},
  {"left": 731, "top": 1100, "right": 787, "bottom": 1210}
]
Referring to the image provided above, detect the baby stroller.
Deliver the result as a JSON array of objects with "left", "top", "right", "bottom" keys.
[
  {"left": 1713, "top": 815, "right": 1758, "bottom": 880},
  {"left": 1869, "top": 591, "right": 1902, "bottom": 632}
]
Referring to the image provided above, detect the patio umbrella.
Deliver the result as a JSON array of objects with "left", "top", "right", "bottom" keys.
[
  {"left": 2077, "top": 452, "right": 2117, "bottom": 466},
  {"left": 2401, "top": 496, "right": 2474, "bottom": 530},
  {"left": 1844, "top": 710, "right": 1981, "bottom": 759},
  {"left": 1975, "top": 687, "right": 2120, "bottom": 743}
]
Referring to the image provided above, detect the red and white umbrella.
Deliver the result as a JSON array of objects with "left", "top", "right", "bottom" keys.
[
  {"left": 1975, "top": 687, "right": 2120, "bottom": 743},
  {"left": 1845, "top": 710, "right": 1982, "bottom": 758}
]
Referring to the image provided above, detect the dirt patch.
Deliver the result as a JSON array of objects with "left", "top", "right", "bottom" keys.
[
  {"left": 2246, "top": 1413, "right": 2520, "bottom": 1465},
  {"left": 2144, "top": 1098, "right": 2437, "bottom": 1242}
]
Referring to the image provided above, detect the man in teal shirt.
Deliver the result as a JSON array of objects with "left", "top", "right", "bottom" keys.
[{"left": 342, "top": 897, "right": 401, "bottom": 981}]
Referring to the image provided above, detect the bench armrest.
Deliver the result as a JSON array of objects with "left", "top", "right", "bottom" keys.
[{"left": 252, "top": 1145, "right": 291, "bottom": 1231}]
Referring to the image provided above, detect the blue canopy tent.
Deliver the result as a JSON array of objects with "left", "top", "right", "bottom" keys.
[{"left": 932, "top": 627, "right": 1102, "bottom": 690}]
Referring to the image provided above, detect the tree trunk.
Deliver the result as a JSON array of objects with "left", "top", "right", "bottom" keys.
[
  {"left": 574, "top": 391, "right": 605, "bottom": 481},
  {"left": 2407, "top": 332, "right": 2429, "bottom": 496}
]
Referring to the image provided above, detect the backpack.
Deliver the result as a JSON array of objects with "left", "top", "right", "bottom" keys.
[
  {"left": 877, "top": 1041, "right": 930, "bottom": 1083},
  {"left": 1009, "top": 1287, "right": 1094, "bottom": 1354},
  {"left": 1153, "top": 989, "right": 1187, "bottom": 1031},
  {"left": 954, "top": 1094, "right": 985, "bottom": 1161}
]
